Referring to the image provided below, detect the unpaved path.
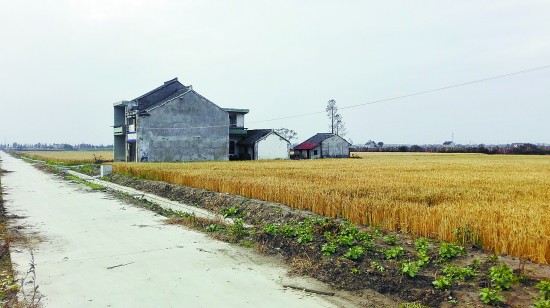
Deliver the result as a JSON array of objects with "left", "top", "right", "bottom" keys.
[{"left": 0, "top": 152, "right": 356, "bottom": 307}]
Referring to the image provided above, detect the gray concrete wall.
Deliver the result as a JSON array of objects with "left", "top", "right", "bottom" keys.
[
  {"left": 321, "top": 136, "right": 350, "bottom": 158},
  {"left": 114, "top": 135, "right": 126, "bottom": 162},
  {"left": 113, "top": 105, "right": 127, "bottom": 162},
  {"left": 137, "top": 91, "right": 229, "bottom": 162}
]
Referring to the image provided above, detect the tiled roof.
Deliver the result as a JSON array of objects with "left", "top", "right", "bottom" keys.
[
  {"left": 294, "top": 133, "right": 335, "bottom": 150},
  {"left": 238, "top": 129, "right": 274, "bottom": 145},
  {"left": 133, "top": 78, "right": 189, "bottom": 111},
  {"left": 294, "top": 141, "right": 318, "bottom": 150}
]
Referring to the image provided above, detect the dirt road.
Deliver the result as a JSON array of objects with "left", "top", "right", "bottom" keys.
[{"left": 0, "top": 152, "right": 352, "bottom": 307}]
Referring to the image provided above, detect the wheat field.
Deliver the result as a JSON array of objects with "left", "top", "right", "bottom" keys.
[
  {"left": 112, "top": 153, "right": 549, "bottom": 264},
  {"left": 20, "top": 150, "right": 113, "bottom": 165}
]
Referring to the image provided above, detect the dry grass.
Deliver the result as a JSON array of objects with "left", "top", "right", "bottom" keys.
[
  {"left": 19, "top": 151, "right": 113, "bottom": 165},
  {"left": 112, "top": 153, "right": 550, "bottom": 264}
]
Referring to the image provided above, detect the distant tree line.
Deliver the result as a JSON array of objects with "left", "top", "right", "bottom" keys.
[
  {"left": 0, "top": 142, "right": 113, "bottom": 151},
  {"left": 351, "top": 143, "right": 550, "bottom": 155}
]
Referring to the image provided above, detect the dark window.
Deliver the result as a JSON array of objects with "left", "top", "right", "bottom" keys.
[
  {"left": 314, "top": 150, "right": 318, "bottom": 156},
  {"left": 229, "top": 141, "right": 236, "bottom": 155},
  {"left": 229, "top": 114, "right": 237, "bottom": 127}
]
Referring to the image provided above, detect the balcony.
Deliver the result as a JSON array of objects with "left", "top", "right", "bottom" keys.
[
  {"left": 114, "top": 125, "right": 125, "bottom": 135},
  {"left": 229, "top": 126, "right": 247, "bottom": 135}
]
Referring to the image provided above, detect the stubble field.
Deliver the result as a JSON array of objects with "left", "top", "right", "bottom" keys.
[{"left": 112, "top": 153, "right": 550, "bottom": 264}]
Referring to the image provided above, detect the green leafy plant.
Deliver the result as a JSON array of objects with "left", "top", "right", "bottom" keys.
[
  {"left": 221, "top": 205, "right": 243, "bottom": 218},
  {"left": 442, "top": 265, "right": 477, "bottom": 280},
  {"left": 262, "top": 223, "right": 279, "bottom": 235},
  {"left": 439, "top": 242, "right": 465, "bottom": 260},
  {"left": 536, "top": 280, "right": 550, "bottom": 300},
  {"left": 370, "top": 261, "right": 385, "bottom": 272},
  {"left": 338, "top": 234, "right": 356, "bottom": 246},
  {"left": 416, "top": 250, "right": 430, "bottom": 267},
  {"left": 487, "top": 254, "right": 499, "bottom": 263},
  {"left": 432, "top": 275, "right": 452, "bottom": 290},
  {"left": 398, "top": 302, "right": 430, "bottom": 308},
  {"left": 383, "top": 246, "right": 404, "bottom": 259},
  {"left": 296, "top": 232, "right": 313, "bottom": 244},
  {"left": 228, "top": 218, "right": 248, "bottom": 241},
  {"left": 350, "top": 268, "right": 360, "bottom": 275},
  {"left": 401, "top": 260, "right": 420, "bottom": 277},
  {"left": 414, "top": 237, "right": 431, "bottom": 252},
  {"left": 371, "top": 223, "right": 383, "bottom": 237},
  {"left": 279, "top": 224, "right": 297, "bottom": 238},
  {"left": 344, "top": 246, "right": 364, "bottom": 260},
  {"left": 532, "top": 280, "right": 550, "bottom": 307},
  {"left": 205, "top": 223, "right": 222, "bottom": 232},
  {"left": 532, "top": 299, "right": 550, "bottom": 308},
  {"left": 489, "top": 263, "right": 515, "bottom": 290},
  {"left": 321, "top": 242, "right": 338, "bottom": 256},
  {"left": 384, "top": 234, "right": 398, "bottom": 245},
  {"left": 479, "top": 288, "right": 505, "bottom": 305},
  {"left": 472, "top": 258, "right": 482, "bottom": 268}
]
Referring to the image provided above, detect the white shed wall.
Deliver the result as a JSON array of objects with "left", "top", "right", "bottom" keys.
[
  {"left": 321, "top": 135, "right": 350, "bottom": 157},
  {"left": 257, "top": 133, "right": 289, "bottom": 160}
]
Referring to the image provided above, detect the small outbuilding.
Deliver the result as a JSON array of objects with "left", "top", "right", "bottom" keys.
[
  {"left": 294, "top": 133, "right": 350, "bottom": 159},
  {"left": 237, "top": 129, "right": 290, "bottom": 160}
]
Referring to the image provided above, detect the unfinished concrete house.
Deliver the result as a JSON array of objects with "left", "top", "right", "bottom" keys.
[
  {"left": 294, "top": 133, "right": 350, "bottom": 159},
  {"left": 113, "top": 78, "right": 289, "bottom": 162}
]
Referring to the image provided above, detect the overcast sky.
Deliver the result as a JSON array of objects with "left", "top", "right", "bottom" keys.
[{"left": 1, "top": 1, "right": 549, "bottom": 146}]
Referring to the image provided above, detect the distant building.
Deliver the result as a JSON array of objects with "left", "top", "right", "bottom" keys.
[
  {"left": 113, "top": 78, "right": 289, "bottom": 162},
  {"left": 294, "top": 133, "right": 350, "bottom": 159},
  {"left": 442, "top": 141, "right": 455, "bottom": 149}
]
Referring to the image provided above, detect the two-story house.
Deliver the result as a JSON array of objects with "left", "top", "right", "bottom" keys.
[{"left": 113, "top": 78, "right": 289, "bottom": 162}]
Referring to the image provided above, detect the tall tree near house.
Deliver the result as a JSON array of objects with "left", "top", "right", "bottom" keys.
[
  {"left": 325, "top": 99, "right": 346, "bottom": 136},
  {"left": 335, "top": 113, "right": 346, "bottom": 136},
  {"left": 274, "top": 128, "right": 297, "bottom": 142}
]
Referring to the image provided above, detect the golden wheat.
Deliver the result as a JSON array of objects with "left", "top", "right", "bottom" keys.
[
  {"left": 112, "top": 153, "right": 550, "bottom": 264},
  {"left": 21, "top": 151, "right": 113, "bottom": 164}
]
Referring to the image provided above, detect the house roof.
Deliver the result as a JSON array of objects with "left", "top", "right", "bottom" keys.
[
  {"left": 294, "top": 142, "right": 318, "bottom": 150},
  {"left": 223, "top": 108, "right": 249, "bottom": 114},
  {"left": 238, "top": 129, "right": 289, "bottom": 145},
  {"left": 294, "top": 133, "right": 336, "bottom": 150},
  {"left": 133, "top": 78, "right": 190, "bottom": 111},
  {"left": 443, "top": 141, "right": 454, "bottom": 145}
]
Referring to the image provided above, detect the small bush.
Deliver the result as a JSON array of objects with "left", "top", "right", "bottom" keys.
[
  {"left": 384, "top": 234, "right": 398, "bottom": 245},
  {"left": 439, "top": 242, "right": 465, "bottom": 260},
  {"left": 414, "top": 237, "right": 431, "bottom": 252},
  {"left": 489, "top": 263, "right": 515, "bottom": 291},
  {"left": 344, "top": 246, "right": 364, "bottom": 260},
  {"left": 383, "top": 246, "right": 404, "bottom": 259},
  {"left": 401, "top": 260, "right": 420, "bottom": 277},
  {"left": 479, "top": 288, "right": 505, "bottom": 305},
  {"left": 432, "top": 276, "right": 452, "bottom": 290}
]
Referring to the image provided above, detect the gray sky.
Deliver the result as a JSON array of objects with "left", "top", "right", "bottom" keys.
[{"left": 1, "top": 0, "right": 549, "bottom": 146}]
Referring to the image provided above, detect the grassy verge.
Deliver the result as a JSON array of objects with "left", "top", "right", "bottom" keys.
[
  {"left": 65, "top": 174, "right": 105, "bottom": 190},
  {"left": 0, "top": 163, "right": 19, "bottom": 306}
]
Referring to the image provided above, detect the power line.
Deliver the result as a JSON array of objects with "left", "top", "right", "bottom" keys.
[
  {"left": 140, "top": 63, "right": 550, "bottom": 130},
  {"left": 248, "top": 63, "right": 550, "bottom": 124}
]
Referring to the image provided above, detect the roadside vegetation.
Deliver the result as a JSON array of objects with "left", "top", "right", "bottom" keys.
[
  {"left": 0, "top": 161, "right": 19, "bottom": 306},
  {"left": 103, "top": 173, "right": 550, "bottom": 307},
  {"left": 112, "top": 153, "right": 550, "bottom": 265}
]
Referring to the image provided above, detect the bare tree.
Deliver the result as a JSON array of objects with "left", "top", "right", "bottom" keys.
[
  {"left": 274, "top": 128, "right": 297, "bottom": 142},
  {"left": 326, "top": 99, "right": 346, "bottom": 136}
]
